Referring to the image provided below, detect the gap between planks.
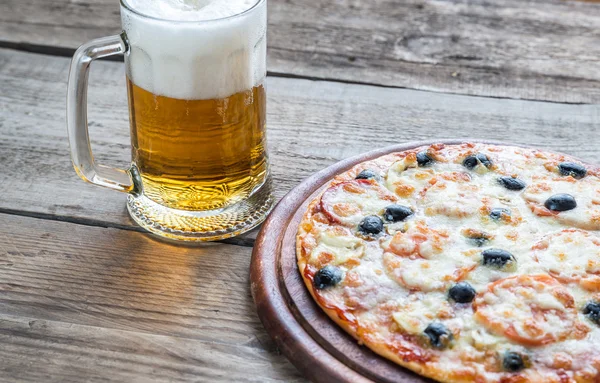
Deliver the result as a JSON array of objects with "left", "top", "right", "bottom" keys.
[
  {"left": 0, "top": 207, "right": 257, "bottom": 248},
  {"left": 0, "top": 41, "right": 590, "bottom": 106}
]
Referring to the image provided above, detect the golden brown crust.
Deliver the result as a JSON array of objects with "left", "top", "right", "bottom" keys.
[
  {"left": 296, "top": 186, "right": 474, "bottom": 383},
  {"left": 296, "top": 173, "right": 466, "bottom": 382},
  {"left": 297, "top": 224, "right": 440, "bottom": 381},
  {"left": 296, "top": 144, "right": 471, "bottom": 382},
  {"left": 296, "top": 143, "right": 600, "bottom": 383}
]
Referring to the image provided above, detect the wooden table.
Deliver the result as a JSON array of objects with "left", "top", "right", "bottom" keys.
[{"left": 0, "top": 0, "right": 599, "bottom": 381}]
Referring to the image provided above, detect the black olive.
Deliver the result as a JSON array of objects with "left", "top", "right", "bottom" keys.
[
  {"left": 463, "top": 156, "right": 478, "bottom": 170},
  {"left": 448, "top": 282, "right": 476, "bottom": 303},
  {"left": 544, "top": 194, "right": 577, "bottom": 212},
  {"left": 313, "top": 265, "right": 343, "bottom": 289},
  {"left": 383, "top": 205, "right": 413, "bottom": 222},
  {"left": 489, "top": 208, "right": 511, "bottom": 221},
  {"left": 482, "top": 249, "right": 516, "bottom": 269},
  {"left": 463, "top": 229, "right": 492, "bottom": 247},
  {"left": 355, "top": 169, "right": 380, "bottom": 181},
  {"left": 358, "top": 215, "right": 384, "bottom": 235},
  {"left": 476, "top": 153, "right": 493, "bottom": 167},
  {"left": 416, "top": 151, "right": 434, "bottom": 167},
  {"left": 503, "top": 351, "right": 526, "bottom": 372},
  {"left": 583, "top": 301, "right": 600, "bottom": 325},
  {"left": 423, "top": 322, "right": 453, "bottom": 349},
  {"left": 498, "top": 176, "right": 526, "bottom": 191},
  {"left": 558, "top": 162, "right": 587, "bottom": 179},
  {"left": 470, "top": 237, "right": 489, "bottom": 247},
  {"left": 463, "top": 153, "right": 492, "bottom": 170}
]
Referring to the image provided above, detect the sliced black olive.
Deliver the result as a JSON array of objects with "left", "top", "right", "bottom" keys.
[
  {"left": 358, "top": 215, "right": 384, "bottom": 235},
  {"left": 463, "top": 229, "right": 492, "bottom": 247},
  {"left": 313, "top": 265, "right": 343, "bottom": 289},
  {"left": 498, "top": 176, "right": 526, "bottom": 191},
  {"left": 355, "top": 169, "right": 380, "bottom": 181},
  {"left": 476, "top": 153, "right": 493, "bottom": 168},
  {"left": 463, "top": 153, "right": 492, "bottom": 170},
  {"left": 544, "top": 194, "right": 577, "bottom": 212},
  {"left": 383, "top": 205, "right": 413, "bottom": 222},
  {"left": 489, "top": 208, "right": 511, "bottom": 221},
  {"left": 503, "top": 351, "right": 526, "bottom": 372},
  {"left": 448, "top": 282, "right": 476, "bottom": 303},
  {"left": 416, "top": 151, "right": 434, "bottom": 167},
  {"left": 558, "top": 162, "right": 587, "bottom": 179},
  {"left": 423, "top": 322, "right": 453, "bottom": 349},
  {"left": 482, "top": 249, "right": 516, "bottom": 270},
  {"left": 583, "top": 301, "right": 600, "bottom": 325},
  {"left": 463, "top": 156, "right": 478, "bottom": 170}
]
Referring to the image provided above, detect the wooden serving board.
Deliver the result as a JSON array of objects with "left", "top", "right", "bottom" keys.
[{"left": 251, "top": 140, "right": 493, "bottom": 383}]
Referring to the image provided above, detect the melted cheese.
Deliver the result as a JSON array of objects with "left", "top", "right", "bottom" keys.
[
  {"left": 300, "top": 143, "right": 600, "bottom": 382},
  {"left": 310, "top": 231, "right": 365, "bottom": 265},
  {"left": 534, "top": 230, "right": 600, "bottom": 280},
  {"left": 474, "top": 276, "right": 575, "bottom": 345},
  {"left": 523, "top": 177, "right": 600, "bottom": 230},
  {"left": 385, "top": 158, "right": 434, "bottom": 200},
  {"left": 322, "top": 181, "right": 396, "bottom": 225},
  {"left": 421, "top": 173, "right": 481, "bottom": 218},
  {"left": 393, "top": 293, "right": 451, "bottom": 334}
]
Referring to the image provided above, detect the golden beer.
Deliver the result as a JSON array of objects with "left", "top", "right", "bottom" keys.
[
  {"left": 127, "top": 80, "right": 268, "bottom": 211},
  {"left": 67, "top": 0, "right": 272, "bottom": 241}
]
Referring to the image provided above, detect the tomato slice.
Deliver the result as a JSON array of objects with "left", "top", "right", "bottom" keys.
[
  {"left": 320, "top": 179, "right": 397, "bottom": 226},
  {"left": 473, "top": 275, "right": 587, "bottom": 346}
]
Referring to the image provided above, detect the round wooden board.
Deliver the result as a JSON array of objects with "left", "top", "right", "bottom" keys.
[{"left": 250, "top": 139, "right": 513, "bottom": 383}]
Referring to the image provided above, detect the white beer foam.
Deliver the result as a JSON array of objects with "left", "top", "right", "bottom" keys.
[
  {"left": 124, "top": 0, "right": 258, "bottom": 21},
  {"left": 121, "top": 0, "right": 266, "bottom": 100}
]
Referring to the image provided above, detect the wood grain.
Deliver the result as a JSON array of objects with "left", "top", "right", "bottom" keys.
[
  {"left": 0, "top": 1, "right": 599, "bottom": 381},
  {"left": 0, "top": 48, "right": 599, "bottom": 241},
  {"left": 0, "top": 313, "right": 303, "bottom": 383},
  {"left": 2, "top": 0, "right": 600, "bottom": 102},
  {"left": 0, "top": 212, "right": 305, "bottom": 382},
  {"left": 270, "top": 0, "right": 600, "bottom": 103},
  {"left": 2, "top": 1, "right": 598, "bottom": 381}
]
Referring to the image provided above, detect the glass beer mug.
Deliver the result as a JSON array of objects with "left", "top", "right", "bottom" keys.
[{"left": 67, "top": 0, "right": 272, "bottom": 241}]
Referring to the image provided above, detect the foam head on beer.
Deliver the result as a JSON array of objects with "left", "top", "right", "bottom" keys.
[
  {"left": 125, "top": 0, "right": 258, "bottom": 21},
  {"left": 121, "top": 0, "right": 266, "bottom": 100}
]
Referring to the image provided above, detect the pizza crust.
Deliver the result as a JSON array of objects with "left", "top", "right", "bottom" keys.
[{"left": 296, "top": 143, "right": 600, "bottom": 383}]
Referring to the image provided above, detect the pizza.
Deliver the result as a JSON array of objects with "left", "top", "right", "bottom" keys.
[{"left": 296, "top": 143, "right": 600, "bottom": 383}]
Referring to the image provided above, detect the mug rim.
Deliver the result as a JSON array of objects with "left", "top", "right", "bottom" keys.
[{"left": 120, "top": 0, "right": 266, "bottom": 24}]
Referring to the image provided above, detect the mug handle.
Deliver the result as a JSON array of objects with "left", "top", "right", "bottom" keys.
[{"left": 66, "top": 34, "right": 139, "bottom": 194}]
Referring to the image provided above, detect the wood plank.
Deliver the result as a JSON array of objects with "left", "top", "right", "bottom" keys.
[
  {"left": 0, "top": 213, "right": 305, "bottom": 382},
  {"left": 2, "top": 0, "right": 600, "bottom": 102},
  {"left": 1, "top": 48, "right": 600, "bottom": 239},
  {"left": 0, "top": 213, "right": 261, "bottom": 345},
  {"left": 0, "top": 313, "right": 304, "bottom": 382}
]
